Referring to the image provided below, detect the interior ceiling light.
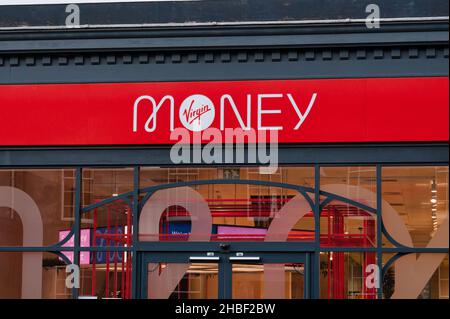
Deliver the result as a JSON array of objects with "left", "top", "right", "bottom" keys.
[
  {"left": 431, "top": 178, "right": 438, "bottom": 228},
  {"left": 431, "top": 179, "right": 437, "bottom": 192}
]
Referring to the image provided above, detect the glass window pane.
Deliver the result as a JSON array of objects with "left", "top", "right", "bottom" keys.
[
  {"left": 139, "top": 185, "right": 314, "bottom": 242},
  {"left": 320, "top": 200, "right": 376, "bottom": 247},
  {"left": 382, "top": 166, "right": 449, "bottom": 248},
  {"left": 320, "top": 167, "right": 377, "bottom": 248},
  {"left": 81, "top": 200, "right": 134, "bottom": 250},
  {"left": 140, "top": 167, "right": 314, "bottom": 188},
  {"left": 146, "top": 262, "right": 218, "bottom": 299},
  {"left": 0, "top": 252, "right": 70, "bottom": 299},
  {"left": 0, "top": 169, "right": 75, "bottom": 247},
  {"left": 232, "top": 263, "right": 304, "bottom": 299},
  {"left": 79, "top": 251, "right": 133, "bottom": 299},
  {"left": 320, "top": 251, "right": 378, "bottom": 299},
  {"left": 139, "top": 166, "right": 315, "bottom": 242},
  {"left": 383, "top": 254, "right": 449, "bottom": 299},
  {"left": 82, "top": 168, "right": 133, "bottom": 207},
  {"left": 320, "top": 166, "right": 377, "bottom": 208}
]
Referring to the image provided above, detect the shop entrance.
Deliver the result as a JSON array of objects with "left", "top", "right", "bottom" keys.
[{"left": 140, "top": 252, "right": 310, "bottom": 299}]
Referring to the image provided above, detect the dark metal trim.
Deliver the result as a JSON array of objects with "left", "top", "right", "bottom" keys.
[
  {"left": 0, "top": 19, "right": 448, "bottom": 53},
  {"left": 131, "top": 166, "right": 139, "bottom": 299},
  {"left": 376, "top": 164, "right": 383, "bottom": 299},
  {"left": 313, "top": 165, "right": 321, "bottom": 299},
  {"left": 72, "top": 167, "right": 82, "bottom": 299},
  {"left": 0, "top": 143, "right": 448, "bottom": 167},
  {"left": 1, "top": 0, "right": 448, "bottom": 31},
  {"left": 1, "top": 29, "right": 448, "bottom": 53}
]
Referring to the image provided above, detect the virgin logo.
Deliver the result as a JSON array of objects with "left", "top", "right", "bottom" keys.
[{"left": 179, "top": 95, "right": 215, "bottom": 131}]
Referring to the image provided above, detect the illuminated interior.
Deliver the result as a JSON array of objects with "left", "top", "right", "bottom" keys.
[{"left": 0, "top": 166, "right": 448, "bottom": 299}]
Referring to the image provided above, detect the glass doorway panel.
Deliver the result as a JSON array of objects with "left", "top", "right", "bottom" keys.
[
  {"left": 232, "top": 263, "right": 305, "bottom": 299},
  {"left": 146, "top": 262, "right": 218, "bottom": 299}
]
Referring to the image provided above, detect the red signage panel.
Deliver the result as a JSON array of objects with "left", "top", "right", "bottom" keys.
[{"left": 0, "top": 77, "right": 448, "bottom": 145}]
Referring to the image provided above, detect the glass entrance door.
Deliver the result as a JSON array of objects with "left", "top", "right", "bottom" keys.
[
  {"left": 227, "top": 253, "right": 309, "bottom": 299},
  {"left": 141, "top": 253, "right": 221, "bottom": 299},
  {"left": 140, "top": 252, "right": 310, "bottom": 299}
]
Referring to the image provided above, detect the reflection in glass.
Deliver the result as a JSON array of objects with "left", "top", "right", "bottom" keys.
[
  {"left": 140, "top": 185, "right": 315, "bottom": 242},
  {"left": 147, "top": 263, "right": 218, "bottom": 299},
  {"left": 140, "top": 167, "right": 314, "bottom": 189},
  {"left": 319, "top": 167, "right": 377, "bottom": 248},
  {"left": 79, "top": 251, "right": 133, "bottom": 299},
  {"left": 0, "top": 252, "right": 70, "bottom": 299},
  {"left": 320, "top": 167, "right": 377, "bottom": 208},
  {"left": 382, "top": 254, "right": 449, "bottom": 299},
  {"left": 0, "top": 169, "right": 75, "bottom": 247},
  {"left": 82, "top": 168, "right": 133, "bottom": 207},
  {"left": 320, "top": 252, "right": 377, "bottom": 299},
  {"left": 139, "top": 166, "right": 315, "bottom": 243},
  {"left": 80, "top": 201, "right": 133, "bottom": 299},
  {"left": 232, "top": 263, "right": 304, "bottom": 299},
  {"left": 382, "top": 166, "right": 449, "bottom": 248},
  {"left": 320, "top": 200, "right": 376, "bottom": 247}
]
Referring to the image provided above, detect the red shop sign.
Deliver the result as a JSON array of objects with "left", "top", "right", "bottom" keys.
[{"left": 0, "top": 77, "right": 448, "bottom": 146}]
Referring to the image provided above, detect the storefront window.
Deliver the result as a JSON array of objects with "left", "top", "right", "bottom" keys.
[
  {"left": 0, "top": 165, "right": 448, "bottom": 299},
  {"left": 232, "top": 263, "right": 305, "bottom": 299},
  {"left": 80, "top": 200, "right": 133, "bottom": 299},
  {"left": 320, "top": 167, "right": 377, "bottom": 247},
  {"left": 382, "top": 166, "right": 449, "bottom": 248},
  {"left": 383, "top": 254, "right": 449, "bottom": 299},
  {"left": 0, "top": 252, "right": 70, "bottom": 299},
  {"left": 146, "top": 262, "right": 218, "bottom": 299},
  {"left": 79, "top": 251, "right": 133, "bottom": 299},
  {"left": 140, "top": 167, "right": 315, "bottom": 188},
  {"left": 320, "top": 252, "right": 377, "bottom": 299},
  {"left": 82, "top": 200, "right": 133, "bottom": 248},
  {"left": 139, "top": 184, "right": 315, "bottom": 242},
  {"left": 0, "top": 169, "right": 75, "bottom": 247},
  {"left": 320, "top": 200, "right": 376, "bottom": 247},
  {"left": 139, "top": 167, "right": 315, "bottom": 242},
  {"left": 82, "top": 168, "right": 133, "bottom": 207}
]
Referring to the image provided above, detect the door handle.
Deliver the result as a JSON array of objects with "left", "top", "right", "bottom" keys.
[
  {"left": 189, "top": 256, "right": 220, "bottom": 262},
  {"left": 229, "top": 256, "right": 261, "bottom": 261}
]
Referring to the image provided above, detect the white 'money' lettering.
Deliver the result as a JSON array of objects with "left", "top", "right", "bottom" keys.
[
  {"left": 133, "top": 92, "right": 318, "bottom": 133},
  {"left": 288, "top": 93, "right": 317, "bottom": 130},
  {"left": 257, "top": 94, "right": 283, "bottom": 131},
  {"left": 133, "top": 95, "right": 174, "bottom": 133},
  {"left": 220, "top": 94, "right": 252, "bottom": 130}
]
